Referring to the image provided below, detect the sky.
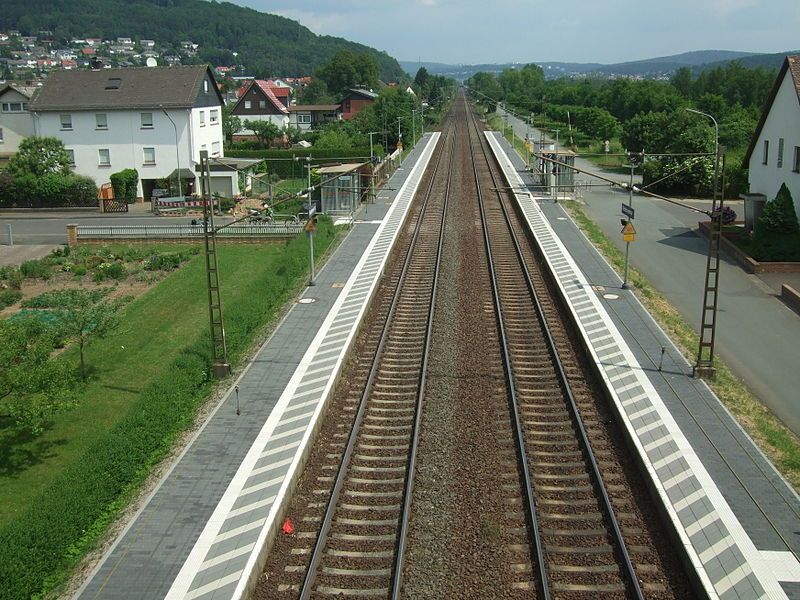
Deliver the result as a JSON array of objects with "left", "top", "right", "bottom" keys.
[{"left": 231, "top": 0, "right": 799, "bottom": 65}]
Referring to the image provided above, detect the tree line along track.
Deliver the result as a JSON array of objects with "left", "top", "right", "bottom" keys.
[{"left": 256, "top": 94, "right": 693, "bottom": 599}]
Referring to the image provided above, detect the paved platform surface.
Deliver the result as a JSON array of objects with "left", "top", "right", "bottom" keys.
[
  {"left": 499, "top": 107, "right": 800, "bottom": 436},
  {"left": 488, "top": 131, "right": 800, "bottom": 600},
  {"left": 74, "top": 133, "right": 440, "bottom": 600}
]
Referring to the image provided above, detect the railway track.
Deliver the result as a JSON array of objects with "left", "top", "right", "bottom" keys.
[
  {"left": 258, "top": 94, "right": 690, "bottom": 599},
  {"left": 465, "top": 97, "right": 642, "bottom": 598}
]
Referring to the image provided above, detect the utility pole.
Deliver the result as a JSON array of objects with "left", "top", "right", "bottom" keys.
[
  {"left": 200, "top": 150, "right": 230, "bottom": 378},
  {"left": 368, "top": 131, "right": 379, "bottom": 205},
  {"left": 622, "top": 159, "right": 635, "bottom": 289},
  {"left": 295, "top": 155, "right": 315, "bottom": 285},
  {"left": 411, "top": 109, "right": 418, "bottom": 147}
]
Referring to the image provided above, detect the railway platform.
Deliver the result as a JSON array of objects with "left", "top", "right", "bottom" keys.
[
  {"left": 74, "top": 132, "right": 441, "bottom": 600},
  {"left": 486, "top": 131, "right": 800, "bottom": 600}
]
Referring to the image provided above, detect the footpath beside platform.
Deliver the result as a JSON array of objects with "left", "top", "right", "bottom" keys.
[
  {"left": 74, "top": 133, "right": 441, "bottom": 600},
  {"left": 488, "top": 131, "right": 800, "bottom": 599}
]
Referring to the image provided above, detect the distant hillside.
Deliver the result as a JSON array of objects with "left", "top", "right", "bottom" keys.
[
  {"left": 404, "top": 49, "right": 792, "bottom": 80},
  {"left": 0, "top": 0, "right": 406, "bottom": 81},
  {"left": 695, "top": 50, "right": 800, "bottom": 73}
]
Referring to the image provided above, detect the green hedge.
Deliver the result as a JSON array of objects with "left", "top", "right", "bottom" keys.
[
  {"left": 0, "top": 172, "right": 98, "bottom": 208},
  {"left": 110, "top": 169, "right": 139, "bottom": 203},
  {"left": 226, "top": 148, "right": 373, "bottom": 179},
  {"left": 0, "top": 218, "right": 337, "bottom": 600}
]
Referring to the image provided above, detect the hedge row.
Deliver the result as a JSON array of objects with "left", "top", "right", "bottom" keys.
[
  {"left": 226, "top": 147, "right": 373, "bottom": 179},
  {"left": 0, "top": 218, "right": 337, "bottom": 600},
  {"left": 0, "top": 172, "right": 98, "bottom": 208}
]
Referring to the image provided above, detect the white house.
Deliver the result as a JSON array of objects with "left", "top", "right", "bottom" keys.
[
  {"left": 28, "top": 65, "right": 242, "bottom": 198},
  {"left": 230, "top": 80, "right": 290, "bottom": 137},
  {"left": 744, "top": 55, "right": 800, "bottom": 220},
  {"left": 0, "top": 84, "right": 37, "bottom": 160}
]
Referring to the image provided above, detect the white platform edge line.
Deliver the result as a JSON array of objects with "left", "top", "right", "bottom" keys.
[{"left": 485, "top": 132, "right": 786, "bottom": 600}]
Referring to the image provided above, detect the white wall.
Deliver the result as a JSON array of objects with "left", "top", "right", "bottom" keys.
[
  {"left": 239, "top": 112, "right": 289, "bottom": 135},
  {"left": 33, "top": 107, "right": 229, "bottom": 197},
  {"left": 0, "top": 89, "right": 34, "bottom": 154},
  {"left": 748, "top": 70, "right": 800, "bottom": 218}
]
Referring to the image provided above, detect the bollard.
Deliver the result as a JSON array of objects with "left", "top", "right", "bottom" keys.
[{"left": 6, "top": 224, "right": 12, "bottom": 246}]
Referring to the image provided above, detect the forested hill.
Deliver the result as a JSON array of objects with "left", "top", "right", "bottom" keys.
[{"left": 0, "top": 0, "right": 406, "bottom": 81}]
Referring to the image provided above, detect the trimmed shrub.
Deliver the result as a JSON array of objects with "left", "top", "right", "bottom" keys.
[
  {"left": 110, "top": 169, "right": 139, "bottom": 204},
  {"left": 758, "top": 183, "right": 799, "bottom": 234},
  {"left": 226, "top": 148, "right": 373, "bottom": 179},
  {"left": 0, "top": 172, "right": 98, "bottom": 208}
]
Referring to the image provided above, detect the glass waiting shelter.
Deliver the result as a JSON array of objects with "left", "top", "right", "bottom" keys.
[{"left": 317, "top": 163, "right": 365, "bottom": 215}]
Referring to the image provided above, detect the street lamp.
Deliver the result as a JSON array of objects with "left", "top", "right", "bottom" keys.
[
  {"left": 161, "top": 106, "right": 181, "bottom": 199},
  {"left": 686, "top": 108, "right": 720, "bottom": 209},
  {"left": 294, "top": 155, "right": 315, "bottom": 285}
]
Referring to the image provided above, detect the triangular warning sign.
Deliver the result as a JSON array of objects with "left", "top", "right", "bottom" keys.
[{"left": 621, "top": 221, "right": 636, "bottom": 235}]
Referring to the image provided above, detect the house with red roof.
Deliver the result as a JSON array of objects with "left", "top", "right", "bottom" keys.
[{"left": 230, "top": 79, "right": 290, "bottom": 138}]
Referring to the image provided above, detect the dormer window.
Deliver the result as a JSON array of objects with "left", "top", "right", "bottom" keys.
[
  {"left": 203, "top": 79, "right": 209, "bottom": 93},
  {"left": 105, "top": 77, "right": 121, "bottom": 90}
]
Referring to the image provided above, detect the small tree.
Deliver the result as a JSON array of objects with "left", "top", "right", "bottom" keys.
[
  {"left": 758, "top": 183, "right": 799, "bottom": 234},
  {"left": 7, "top": 136, "right": 72, "bottom": 177},
  {"left": 245, "top": 119, "right": 281, "bottom": 148},
  {"left": 57, "top": 290, "right": 130, "bottom": 379},
  {"left": 222, "top": 104, "right": 242, "bottom": 145}
]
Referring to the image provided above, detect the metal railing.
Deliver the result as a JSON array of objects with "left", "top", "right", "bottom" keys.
[{"left": 76, "top": 223, "right": 304, "bottom": 240}]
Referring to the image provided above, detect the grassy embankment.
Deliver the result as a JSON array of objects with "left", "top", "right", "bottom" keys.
[
  {"left": 0, "top": 218, "right": 341, "bottom": 600},
  {"left": 489, "top": 117, "right": 800, "bottom": 489}
]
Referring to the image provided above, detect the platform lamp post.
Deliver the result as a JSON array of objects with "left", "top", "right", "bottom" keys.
[
  {"left": 367, "top": 131, "right": 380, "bottom": 206},
  {"left": 294, "top": 155, "right": 315, "bottom": 285},
  {"left": 686, "top": 108, "right": 723, "bottom": 378},
  {"left": 396, "top": 116, "right": 405, "bottom": 151}
]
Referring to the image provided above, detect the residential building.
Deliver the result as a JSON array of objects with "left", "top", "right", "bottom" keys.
[
  {"left": 743, "top": 55, "right": 800, "bottom": 220},
  {"left": 230, "top": 79, "right": 289, "bottom": 135},
  {"left": 0, "top": 84, "right": 37, "bottom": 161},
  {"left": 288, "top": 104, "right": 341, "bottom": 131},
  {"left": 340, "top": 88, "right": 378, "bottom": 121},
  {"left": 28, "top": 65, "right": 240, "bottom": 198}
]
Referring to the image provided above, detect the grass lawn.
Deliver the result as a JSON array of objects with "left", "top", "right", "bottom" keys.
[{"left": 0, "top": 219, "right": 341, "bottom": 599}]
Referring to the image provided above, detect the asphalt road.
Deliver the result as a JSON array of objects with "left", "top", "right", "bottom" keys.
[
  {"left": 0, "top": 209, "right": 235, "bottom": 245},
  {"left": 500, "top": 107, "right": 800, "bottom": 436}
]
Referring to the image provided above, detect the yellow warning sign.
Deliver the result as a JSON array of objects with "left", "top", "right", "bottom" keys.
[
  {"left": 621, "top": 221, "right": 636, "bottom": 242},
  {"left": 304, "top": 219, "right": 317, "bottom": 233}
]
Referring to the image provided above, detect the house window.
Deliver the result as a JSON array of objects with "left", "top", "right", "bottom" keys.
[
  {"left": 778, "top": 138, "right": 784, "bottom": 168},
  {"left": 211, "top": 141, "right": 220, "bottom": 156},
  {"left": 1, "top": 102, "right": 26, "bottom": 112},
  {"left": 259, "top": 100, "right": 265, "bottom": 109},
  {"left": 201, "top": 144, "right": 207, "bottom": 153},
  {"left": 60, "top": 114, "right": 72, "bottom": 130},
  {"left": 794, "top": 147, "right": 800, "bottom": 173},
  {"left": 96, "top": 113, "right": 108, "bottom": 129},
  {"left": 143, "top": 147, "right": 156, "bottom": 165},
  {"left": 140, "top": 112, "right": 153, "bottom": 128},
  {"left": 66, "top": 149, "right": 75, "bottom": 165},
  {"left": 210, "top": 109, "right": 219, "bottom": 124},
  {"left": 98, "top": 148, "right": 111, "bottom": 166},
  {"left": 297, "top": 113, "right": 311, "bottom": 124},
  {"left": 244, "top": 100, "right": 251, "bottom": 109},
  {"left": 762, "top": 140, "right": 769, "bottom": 165},
  {"left": 199, "top": 110, "right": 205, "bottom": 126}
]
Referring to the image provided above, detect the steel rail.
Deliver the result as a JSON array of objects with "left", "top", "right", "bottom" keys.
[
  {"left": 470, "top": 99, "right": 646, "bottom": 600},
  {"left": 298, "top": 125, "right": 454, "bottom": 600},
  {"left": 464, "top": 95, "right": 552, "bottom": 600}
]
